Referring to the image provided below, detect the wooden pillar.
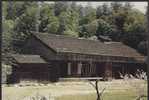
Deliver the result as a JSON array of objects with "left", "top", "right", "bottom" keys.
[
  {"left": 89, "top": 61, "right": 93, "bottom": 76},
  {"left": 67, "top": 62, "right": 71, "bottom": 76},
  {"left": 123, "top": 63, "right": 125, "bottom": 74},
  {"left": 104, "top": 62, "right": 112, "bottom": 81},
  {"left": 77, "top": 62, "right": 82, "bottom": 76}
]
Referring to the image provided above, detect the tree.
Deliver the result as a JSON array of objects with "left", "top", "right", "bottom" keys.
[
  {"left": 89, "top": 80, "right": 106, "bottom": 100},
  {"left": 137, "top": 41, "right": 147, "bottom": 55},
  {"left": 2, "top": 20, "right": 15, "bottom": 63},
  {"left": 111, "top": 2, "right": 123, "bottom": 13},
  {"left": 102, "top": 3, "right": 112, "bottom": 17},
  {"left": 79, "top": 25, "right": 89, "bottom": 38},
  {"left": 124, "top": 10, "right": 146, "bottom": 34},
  {"left": 14, "top": 5, "right": 38, "bottom": 34},
  {"left": 47, "top": 17, "right": 59, "bottom": 34},
  {"left": 2, "top": 1, "right": 147, "bottom": 57},
  {"left": 70, "top": 2, "right": 79, "bottom": 12},
  {"left": 2, "top": 2, "right": 7, "bottom": 20},
  {"left": 12, "top": 3, "right": 38, "bottom": 53},
  {"left": 54, "top": 2, "right": 69, "bottom": 16},
  {"left": 113, "top": 11, "right": 127, "bottom": 39},
  {"left": 79, "top": 20, "right": 98, "bottom": 38},
  {"left": 39, "top": 3, "right": 59, "bottom": 34},
  {"left": 86, "top": 20, "right": 98, "bottom": 35},
  {"left": 79, "top": 6, "right": 96, "bottom": 25},
  {"left": 96, "top": 3, "right": 111, "bottom": 21},
  {"left": 6, "top": 2, "right": 37, "bottom": 20},
  {"left": 96, "top": 19, "right": 114, "bottom": 38},
  {"left": 122, "top": 10, "right": 147, "bottom": 49},
  {"left": 96, "top": 6, "right": 103, "bottom": 19},
  {"left": 2, "top": 20, "right": 14, "bottom": 50},
  {"left": 110, "top": 2, "right": 143, "bottom": 42},
  {"left": 58, "top": 9, "right": 79, "bottom": 35}
]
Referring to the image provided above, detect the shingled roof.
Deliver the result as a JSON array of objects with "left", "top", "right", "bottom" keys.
[
  {"left": 31, "top": 32, "right": 144, "bottom": 58},
  {"left": 12, "top": 54, "right": 47, "bottom": 64}
]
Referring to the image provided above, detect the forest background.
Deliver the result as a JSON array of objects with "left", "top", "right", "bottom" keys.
[{"left": 2, "top": 2, "right": 148, "bottom": 65}]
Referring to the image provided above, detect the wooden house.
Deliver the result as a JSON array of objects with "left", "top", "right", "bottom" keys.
[
  {"left": 8, "top": 55, "right": 52, "bottom": 83},
  {"left": 9, "top": 32, "right": 146, "bottom": 83}
]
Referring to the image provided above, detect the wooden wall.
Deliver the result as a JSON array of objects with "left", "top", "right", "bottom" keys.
[
  {"left": 10, "top": 63, "right": 51, "bottom": 83},
  {"left": 23, "top": 36, "right": 57, "bottom": 61}
]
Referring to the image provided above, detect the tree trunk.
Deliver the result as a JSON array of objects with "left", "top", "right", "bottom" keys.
[{"left": 95, "top": 80, "right": 101, "bottom": 100}]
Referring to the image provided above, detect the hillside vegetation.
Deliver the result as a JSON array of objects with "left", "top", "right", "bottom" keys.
[{"left": 2, "top": 2, "right": 147, "bottom": 64}]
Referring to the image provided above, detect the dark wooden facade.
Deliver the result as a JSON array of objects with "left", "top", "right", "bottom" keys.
[
  {"left": 9, "top": 32, "right": 147, "bottom": 83},
  {"left": 10, "top": 63, "right": 51, "bottom": 83}
]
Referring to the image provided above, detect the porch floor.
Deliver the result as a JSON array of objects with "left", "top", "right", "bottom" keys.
[{"left": 59, "top": 77, "right": 103, "bottom": 81}]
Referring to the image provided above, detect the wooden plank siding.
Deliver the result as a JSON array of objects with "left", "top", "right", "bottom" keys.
[
  {"left": 23, "top": 36, "right": 57, "bottom": 62},
  {"left": 57, "top": 52, "right": 144, "bottom": 63}
]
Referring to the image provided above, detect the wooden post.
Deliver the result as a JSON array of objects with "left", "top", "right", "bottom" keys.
[
  {"left": 89, "top": 60, "right": 93, "bottom": 76},
  {"left": 77, "top": 62, "right": 82, "bottom": 76},
  {"left": 67, "top": 62, "right": 71, "bottom": 76}
]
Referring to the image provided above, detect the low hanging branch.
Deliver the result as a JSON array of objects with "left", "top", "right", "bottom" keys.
[{"left": 89, "top": 79, "right": 106, "bottom": 100}]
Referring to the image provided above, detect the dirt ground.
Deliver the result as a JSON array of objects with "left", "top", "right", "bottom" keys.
[{"left": 2, "top": 79, "right": 147, "bottom": 100}]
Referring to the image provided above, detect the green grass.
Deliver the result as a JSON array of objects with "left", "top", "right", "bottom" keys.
[{"left": 2, "top": 80, "right": 147, "bottom": 100}]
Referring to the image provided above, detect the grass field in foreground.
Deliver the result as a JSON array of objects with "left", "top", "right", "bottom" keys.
[
  {"left": 2, "top": 80, "right": 147, "bottom": 100},
  {"left": 56, "top": 91, "right": 147, "bottom": 100}
]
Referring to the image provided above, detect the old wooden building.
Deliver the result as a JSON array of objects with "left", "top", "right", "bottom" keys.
[
  {"left": 10, "top": 32, "right": 146, "bottom": 83},
  {"left": 8, "top": 55, "right": 51, "bottom": 83}
]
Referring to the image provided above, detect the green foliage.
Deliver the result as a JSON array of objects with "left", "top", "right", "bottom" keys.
[
  {"left": 79, "top": 6, "right": 96, "bottom": 25},
  {"left": 96, "top": 3, "right": 111, "bottom": 19},
  {"left": 2, "top": 20, "right": 14, "bottom": 53},
  {"left": 111, "top": 2, "right": 123, "bottom": 13},
  {"left": 2, "top": 19, "right": 16, "bottom": 64},
  {"left": 9, "top": 2, "right": 38, "bottom": 53},
  {"left": 39, "top": 4, "right": 59, "bottom": 34},
  {"left": 2, "top": 2, "right": 7, "bottom": 19},
  {"left": 2, "top": 63, "right": 12, "bottom": 83},
  {"left": 86, "top": 20, "right": 98, "bottom": 35},
  {"left": 79, "top": 20, "right": 98, "bottom": 38},
  {"left": 58, "top": 9, "right": 79, "bottom": 35},
  {"left": 122, "top": 33, "right": 144, "bottom": 49},
  {"left": 2, "top": 1, "right": 147, "bottom": 57},
  {"left": 54, "top": 2, "right": 69, "bottom": 16},
  {"left": 124, "top": 10, "right": 146, "bottom": 33},
  {"left": 137, "top": 41, "right": 147, "bottom": 55},
  {"left": 96, "top": 19, "right": 114, "bottom": 37},
  {"left": 79, "top": 25, "right": 89, "bottom": 38},
  {"left": 6, "top": 2, "right": 37, "bottom": 20},
  {"left": 47, "top": 17, "right": 59, "bottom": 34},
  {"left": 14, "top": 5, "right": 38, "bottom": 34}
]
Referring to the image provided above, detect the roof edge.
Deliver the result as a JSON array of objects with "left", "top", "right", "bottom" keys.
[
  {"left": 11, "top": 54, "right": 48, "bottom": 64},
  {"left": 30, "top": 31, "right": 57, "bottom": 54}
]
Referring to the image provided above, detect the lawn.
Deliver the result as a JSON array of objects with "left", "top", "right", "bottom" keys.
[
  {"left": 2, "top": 79, "right": 147, "bottom": 100},
  {"left": 56, "top": 92, "right": 147, "bottom": 100}
]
